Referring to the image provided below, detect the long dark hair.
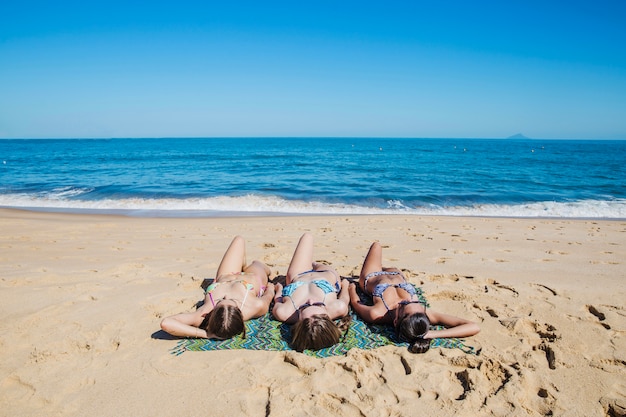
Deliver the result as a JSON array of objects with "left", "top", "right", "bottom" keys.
[
  {"left": 291, "top": 314, "right": 352, "bottom": 352},
  {"left": 200, "top": 304, "right": 245, "bottom": 339},
  {"left": 396, "top": 311, "right": 431, "bottom": 354}
]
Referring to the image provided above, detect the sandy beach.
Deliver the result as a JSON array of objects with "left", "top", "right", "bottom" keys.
[{"left": 0, "top": 208, "right": 624, "bottom": 416}]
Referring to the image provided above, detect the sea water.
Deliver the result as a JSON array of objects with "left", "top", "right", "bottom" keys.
[{"left": 0, "top": 137, "right": 625, "bottom": 218}]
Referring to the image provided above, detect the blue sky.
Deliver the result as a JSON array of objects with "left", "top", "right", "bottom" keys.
[{"left": 1, "top": 1, "right": 625, "bottom": 139}]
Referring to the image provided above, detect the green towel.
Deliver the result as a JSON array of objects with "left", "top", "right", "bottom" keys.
[{"left": 171, "top": 286, "right": 478, "bottom": 358}]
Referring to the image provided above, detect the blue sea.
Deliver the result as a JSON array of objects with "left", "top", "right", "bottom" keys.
[{"left": 1, "top": 138, "right": 625, "bottom": 219}]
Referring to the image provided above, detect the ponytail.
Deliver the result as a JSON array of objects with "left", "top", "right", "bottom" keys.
[
  {"left": 408, "top": 338, "right": 431, "bottom": 354},
  {"left": 397, "top": 312, "right": 430, "bottom": 354}
]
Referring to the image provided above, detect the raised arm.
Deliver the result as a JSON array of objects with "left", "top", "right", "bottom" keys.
[
  {"left": 337, "top": 279, "right": 350, "bottom": 305},
  {"left": 250, "top": 283, "right": 276, "bottom": 318},
  {"left": 348, "top": 283, "right": 388, "bottom": 324},
  {"left": 424, "top": 310, "right": 480, "bottom": 339},
  {"left": 160, "top": 311, "right": 208, "bottom": 339},
  {"left": 271, "top": 283, "right": 295, "bottom": 322},
  {"left": 326, "top": 279, "right": 350, "bottom": 319}
]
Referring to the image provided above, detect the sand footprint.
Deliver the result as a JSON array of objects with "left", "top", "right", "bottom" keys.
[
  {"left": 3, "top": 375, "right": 37, "bottom": 403},
  {"left": 428, "top": 273, "right": 462, "bottom": 282},
  {"left": 30, "top": 347, "right": 54, "bottom": 364},
  {"left": 429, "top": 289, "right": 470, "bottom": 302},
  {"left": 487, "top": 280, "right": 519, "bottom": 297},
  {"left": 499, "top": 318, "right": 560, "bottom": 370},
  {"left": 537, "top": 343, "right": 557, "bottom": 370},
  {"left": 600, "top": 382, "right": 626, "bottom": 417},
  {"left": 455, "top": 369, "right": 473, "bottom": 400},
  {"left": 448, "top": 358, "right": 517, "bottom": 404},
  {"left": 399, "top": 355, "right": 412, "bottom": 375},
  {"left": 341, "top": 350, "right": 386, "bottom": 389},
  {"left": 472, "top": 303, "right": 499, "bottom": 318},
  {"left": 587, "top": 304, "right": 611, "bottom": 330},
  {"left": 478, "top": 359, "right": 514, "bottom": 402},
  {"left": 532, "top": 283, "right": 558, "bottom": 297},
  {"left": 535, "top": 322, "right": 559, "bottom": 370},
  {"left": 340, "top": 350, "right": 406, "bottom": 411},
  {"left": 587, "top": 304, "right": 606, "bottom": 321},
  {"left": 545, "top": 250, "right": 569, "bottom": 255},
  {"left": 282, "top": 351, "right": 316, "bottom": 375}
]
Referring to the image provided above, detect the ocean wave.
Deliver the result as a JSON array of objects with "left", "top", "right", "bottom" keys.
[
  {"left": 1, "top": 193, "right": 625, "bottom": 219},
  {"left": 42, "top": 186, "right": 95, "bottom": 199}
]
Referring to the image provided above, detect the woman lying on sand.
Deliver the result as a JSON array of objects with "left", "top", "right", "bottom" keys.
[
  {"left": 272, "top": 233, "right": 351, "bottom": 351},
  {"left": 348, "top": 242, "right": 480, "bottom": 353},
  {"left": 160, "top": 236, "right": 274, "bottom": 339}
]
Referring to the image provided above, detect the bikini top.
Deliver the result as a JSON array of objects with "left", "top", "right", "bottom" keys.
[
  {"left": 364, "top": 271, "right": 419, "bottom": 311},
  {"left": 373, "top": 282, "right": 419, "bottom": 311},
  {"left": 205, "top": 280, "right": 254, "bottom": 308},
  {"left": 282, "top": 279, "right": 337, "bottom": 297},
  {"left": 282, "top": 278, "right": 340, "bottom": 312}
]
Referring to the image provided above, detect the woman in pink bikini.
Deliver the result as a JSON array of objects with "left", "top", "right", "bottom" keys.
[
  {"left": 160, "top": 236, "right": 274, "bottom": 339},
  {"left": 349, "top": 242, "right": 480, "bottom": 353}
]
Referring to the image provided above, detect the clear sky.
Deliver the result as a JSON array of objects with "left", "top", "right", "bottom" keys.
[{"left": 1, "top": 1, "right": 625, "bottom": 139}]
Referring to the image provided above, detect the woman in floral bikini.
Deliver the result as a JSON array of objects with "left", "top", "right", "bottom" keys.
[{"left": 160, "top": 236, "right": 274, "bottom": 340}]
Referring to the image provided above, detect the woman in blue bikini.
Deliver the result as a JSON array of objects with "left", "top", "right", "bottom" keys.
[
  {"left": 348, "top": 242, "right": 480, "bottom": 353},
  {"left": 272, "top": 233, "right": 351, "bottom": 352},
  {"left": 160, "top": 236, "right": 274, "bottom": 340}
]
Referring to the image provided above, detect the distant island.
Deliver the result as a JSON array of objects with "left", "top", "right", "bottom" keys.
[{"left": 507, "top": 133, "right": 530, "bottom": 139}]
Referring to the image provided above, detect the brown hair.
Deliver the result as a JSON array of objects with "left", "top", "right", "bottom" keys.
[
  {"left": 201, "top": 304, "right": 245, "bottom": 339},
  {"left": 291, "top": 314, "right": 351, "bottom": 352},
  {"left": 396, "top": 311, "right": 431, "bottom": 354}
]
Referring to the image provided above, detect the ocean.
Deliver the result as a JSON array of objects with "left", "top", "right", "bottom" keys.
[{"left": 0, "top": 138, "right": 625, "bottom": 219}]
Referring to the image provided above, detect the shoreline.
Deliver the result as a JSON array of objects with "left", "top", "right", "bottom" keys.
[
  {"left": 2, "top": 206, "right": 625, "bottom": 221},
  {"left": 1, "top": 209, "right": 624, "bottom": 416}
]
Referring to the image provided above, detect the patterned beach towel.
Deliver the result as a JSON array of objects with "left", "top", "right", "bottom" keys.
[{"left": 170, "top": 284, "right": 479, "bottom": 358}]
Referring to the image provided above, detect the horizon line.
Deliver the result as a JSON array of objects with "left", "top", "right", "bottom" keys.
[{"left": 1, "top": 136, "right": 625, "bottom": 141}]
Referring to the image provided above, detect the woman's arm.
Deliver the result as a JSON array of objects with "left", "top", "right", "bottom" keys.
[
  {"left": 160, "top": 312, "right": 208, "bottom": 338},
  {"left": 272, "top": 302, "right": 295, "bottom": 323},
  {"left": 337, "top": 279, "right": 351, "bottom": 305},
  {"left": 325, "top": 279, "right": 350, "bottom": 319},
  {"left": 250, "top": 283, "right": 276, "bottom": 318},
  {"left": 424, "top": 310, "right": 480, "bottom": 339},
  {"left": 271, "top": 283, "right": 295, "bottom": 322},
  {"left": 348, "top": 283, "right": 388, "bottom": 324}
]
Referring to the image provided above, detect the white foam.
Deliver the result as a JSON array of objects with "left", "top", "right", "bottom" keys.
[
  {"left": 0, "top": 194, "right": 625, "bottom": 219},
  {"left": 43, "top": 186, "right": 94, "bottom": 199}
]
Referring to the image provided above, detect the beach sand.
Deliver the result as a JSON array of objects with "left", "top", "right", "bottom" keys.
[{"left": 0, "top": 209, "right": 624, "bottom": 416}]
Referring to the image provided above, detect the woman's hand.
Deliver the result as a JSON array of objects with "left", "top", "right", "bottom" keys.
[
  {"left": 273, "top": 282, "right": 283, "bottom": 303},
  {"left": 348, "top": 282, "right": 360, "bottom": 304}
]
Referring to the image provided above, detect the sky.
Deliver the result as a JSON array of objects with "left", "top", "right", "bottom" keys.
[{"left": 1, "top": 1, "right": 625, "bottom": 139}]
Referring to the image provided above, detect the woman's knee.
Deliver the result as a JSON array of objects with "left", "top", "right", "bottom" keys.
[{"left": 369, "top": 241, "right": 382, "bottom": 252}]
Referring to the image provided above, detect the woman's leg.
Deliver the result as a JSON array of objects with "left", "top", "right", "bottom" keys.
[
  {"left": 216, "top": 236, "right": 247, "bottom": 278},
  {"left": 359, "top": 242, "right": 383, "bottom": 291},
  {"left": 286, "top": 233, "right": 314, "bottom": 284},
  {"left": 244, "top": 260, "right": 271, "bottom": 293},
  {"left": 312, "top": 261, "right": 339, "bottom": 285}
]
